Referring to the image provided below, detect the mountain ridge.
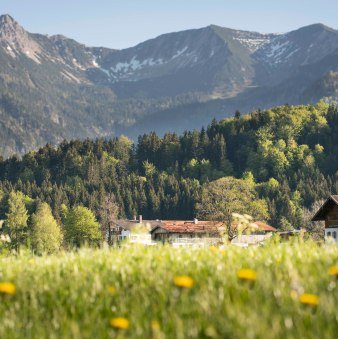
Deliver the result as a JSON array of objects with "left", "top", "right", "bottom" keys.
[{"left": 0, "top": 14, "right": 337, "bottom": 157}]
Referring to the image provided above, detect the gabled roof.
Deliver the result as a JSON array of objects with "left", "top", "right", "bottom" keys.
[
  {"left": 311, "top": 195, "right": 338, "bottom": 221},
  {"left": 252, "top": 221, "right": 277, "bottom": 232},
  {"left": 150, "top": 220, "right": 223, "bottom": 235},
  {"left": 150, "top": 220, "right": 276, "bottom": 234},
  {"left": 113, "top": 220, "right": 162, "bottom": 231}
]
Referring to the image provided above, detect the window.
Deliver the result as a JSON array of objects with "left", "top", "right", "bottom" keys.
[
  {"left": 333, "top": 231, "right": 337, "bottom": 239},
  {"left": 327, "top": 231, "right": 331, "bottom": 237}
]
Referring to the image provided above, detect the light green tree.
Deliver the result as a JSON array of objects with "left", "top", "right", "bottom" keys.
[
  {"left": 64, "top": 206, "right": 102, "bottom": 247},
  {"left": 196, "top": 177, "right": 269, "bottom": 241},
  {"left": 31, "top": 202, "right": 63, "bottom": 255},
  {"left": 5, "top": 191, "right": 29, "bottom": 251}
]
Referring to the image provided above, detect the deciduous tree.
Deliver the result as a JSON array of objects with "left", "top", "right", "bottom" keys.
[
  {"left": 31, "top": 202, "right": 63, "bottom": 254},
  {"left": 196, "top": 177, "right": 269, "bottom": 241},
  {"left": 64, "top": 206, "right": 102, "bottom": 247}
]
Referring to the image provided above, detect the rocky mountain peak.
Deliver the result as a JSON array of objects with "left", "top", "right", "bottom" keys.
[
  {"left": 0, "top": 14, "right": 42, "bottom": 63},
  {"left": 298, "top": 23, "right": 334, "bottom": 33},
  {"left": 0, "top": 14, "right": 23, "bottom": 38},
  {"left": 0, "top": 14, "right": 16, "bottom": 26}
]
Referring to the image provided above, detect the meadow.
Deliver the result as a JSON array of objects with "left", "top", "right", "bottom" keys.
[{"left": 0, "top": 240, "right": 337, "bottom": 338}]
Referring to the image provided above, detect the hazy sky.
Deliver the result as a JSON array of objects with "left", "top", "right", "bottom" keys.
[{"left": 2, "top": 0, "right": 337, "bottom": 49}]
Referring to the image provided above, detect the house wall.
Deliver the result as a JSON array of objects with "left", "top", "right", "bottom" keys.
[
  {"left": 106, "top": 227, "right": 131, "bottom": 242},
  {"left": 119, "top": 229, "right": 130, "bottom": 240},
  {"left": 325, "top": 205, "right": 338, "bottom": 228},
  {"left": 152, "top": 232, "right": 193, "bottom": 242},
  {"left": 232, "top": 233, "right": 272, "bottom": 245},
  {"left": 151, "top": 228, "right": 216, "bottom": 242},
  {"left": 325, "top": 228, "right": 338, "bottom": 242}
]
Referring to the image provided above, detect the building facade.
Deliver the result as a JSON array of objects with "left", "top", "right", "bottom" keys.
[
  {"left": 150, "top": 219, "right": 276, "bottom": 246},
  {"left": 312, "top": 195, "right": 338, "bottom": 242},
  {"left": 108, "top": 216, "right": 277, "bottom": 246},
  {"left": 150, "top": 219, "right": 223, "bottom": 244},
  {"left": 108, "top": 216, "right": 159, "bottom": 245}
]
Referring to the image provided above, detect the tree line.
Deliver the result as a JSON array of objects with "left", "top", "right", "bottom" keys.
[
  {"left": 1, "top": 190, "right": 102, "bottom": 254},
  {"left": 0, "top": 102, "right": 336, "bottom": 250}
]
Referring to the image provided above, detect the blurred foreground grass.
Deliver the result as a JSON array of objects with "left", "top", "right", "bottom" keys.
[{"left": 0, "top": 240, "right": 337, "bottom": 338}]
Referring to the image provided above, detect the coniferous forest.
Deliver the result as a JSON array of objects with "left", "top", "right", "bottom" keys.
[{"left": 0, "top": 102, "right": 337, "bottom": 232}]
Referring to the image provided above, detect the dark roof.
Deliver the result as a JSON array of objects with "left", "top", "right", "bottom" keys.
[
  {"left": 113, "top": 220, "right": 162, "bottom": 231},
  {"left": 311, "top": 195, "right": 338, "bottom": 221},
  {"left": 278, "top": 230, "right": 303, "bottom": 235}
]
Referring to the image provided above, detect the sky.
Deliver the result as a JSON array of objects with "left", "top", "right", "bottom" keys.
[{"left": 1, "top": 0, "right": 337, "bottom": 49}]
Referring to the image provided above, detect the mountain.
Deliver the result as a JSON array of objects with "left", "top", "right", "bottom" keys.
[{"left": 0, "top": 14, "right": 337, "bottom": 157}]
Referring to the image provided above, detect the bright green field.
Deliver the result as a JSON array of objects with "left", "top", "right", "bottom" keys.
[{"left": 0, "top": 241, "right": 337, "bottom": 339}]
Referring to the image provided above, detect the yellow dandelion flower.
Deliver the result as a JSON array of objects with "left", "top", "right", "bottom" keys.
[
  {"left": 107, "top": 286, "right": 116, "bottom": 295},
  {"left": 328, "top": 266, "right": 338, "bottom": 277},
  {"left": 151, "top": 320, "right": 160, "bottom": 331},
  {"left": 209, "top": 246, "right": 218, "bottom": 253},
  {"left": 299, "top": 293, "right": 319, "bottom": 307},
  {"left": 0, "top": 282, "right": 16, "bottom": 295},
  {"left": 237, "top": 269, "right": 257, "bottom": 282},
  {"left": 110, "top": 317, "right": 129, "bottom": 330},
  {"left": 174, "top": 276, "right": 194, "bottom": 288}
]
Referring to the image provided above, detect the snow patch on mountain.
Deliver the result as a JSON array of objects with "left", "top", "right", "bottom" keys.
[
  {"left": 106, "top": 46, "right": 200, "bottom": 82},
  {"left": 111, "top": 47, "right": 191, "bottom": 75},
  {"left": 72, "top": 58, "right": 86, "bottom": 70},
  {"left": 266, "top": 40, "right": 289, "bottom": 57},
  {"left": 111, "top": 56, "right": 164, "bottom": 73},
  {"left": 255, "top": 35, "right": 300, "bottom": 65},
  {"left": 172, "top": 46, "right": 188, "bottom": 58},
  {"left": 5, "top": 44, "right": 15, "bottom": 58},
  {"left": 233, "top": 36, "right": 271, "bottom": 53},
  {"left": 100, "top": 68, "right": 110, "bottom": 77}
]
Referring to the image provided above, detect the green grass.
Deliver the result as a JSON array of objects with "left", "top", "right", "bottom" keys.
[{"left": 0, "top": 240, "right": 337, "bottom": 338}]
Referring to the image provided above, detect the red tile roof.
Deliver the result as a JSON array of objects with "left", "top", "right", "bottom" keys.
[
  {"left": 252, "top": 221, "right": 277, "bottom": 232},
  {"left": 157, "top": 220, "right": 223, "bottom": 234},
  {"left": 150, "top": 220, "right": 276, "bottom": 234}
]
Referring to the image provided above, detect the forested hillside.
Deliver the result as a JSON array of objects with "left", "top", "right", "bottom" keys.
[
  {"left": 0, "top": 103, "right": 337, "bottom": 231},
  {"left": 0, "top": 15, "right": 337, "bottom": 157}
]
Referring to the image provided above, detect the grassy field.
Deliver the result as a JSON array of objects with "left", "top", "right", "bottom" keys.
[{"left": 0, "top": 240, "right": 337, "bottom": 338}]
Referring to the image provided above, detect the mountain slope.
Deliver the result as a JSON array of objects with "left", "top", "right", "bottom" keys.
[
  {"left": 0, "top": 14, "right": 337, "bottom": 157},
  {"left": 93, "top": 25, "right": 275, "bottom": 99},
  {"left": 0, "top": 15, "right": 122, "bottom": 156}
]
